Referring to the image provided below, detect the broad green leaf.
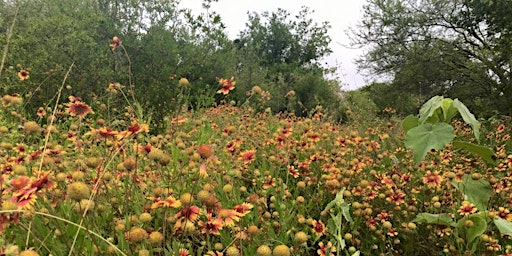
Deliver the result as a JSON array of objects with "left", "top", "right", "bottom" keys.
[
  {"left": 402, "top": 114, "right": 419, "bottom": 134},
  {"left": 351, "top": 251, "right": 361, "bottom": 256},
  {"left": 493, "top": 217, "right": 512, "bottom": 236},
  {"left": 453, "top": 141, "right": 496, "bottom": 165},
  {"left": 456, "top": 213, "right": 487, "bottom": 244},
  {"left": 453, "top": 99, "right": 480, "bottom": 143},
  {"left": 341, "top": 203, "right": 352, "bottom": 222},
  {"left": 405, "top": 123, "right": 455, "bottom": 164},
  {"left": 324, "top": 188, "right": 345, "bottom": 213},
  {"left": 452, "top": 175, "right": 492, "bottom": 211},
  {"left": 413, "top": 213, "right": 456, "bottom": 226},
  {"left": 441, "top": 98, "right": 458, "bottom": 122},
  {"left": 418, "top": 96, "right": 444, "bottom": 124}
]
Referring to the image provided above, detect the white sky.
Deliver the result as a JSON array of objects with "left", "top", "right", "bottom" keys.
[{"left": 179, "top": 0, "right": 367, "bottom": 90}]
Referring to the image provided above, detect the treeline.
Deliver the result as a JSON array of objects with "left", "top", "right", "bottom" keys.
[
  {"left": 352, "top": 0, "right": 512, "bottom": 118},
  {"left": 0, "top": 0, "right": 346, "bottom": 128}
]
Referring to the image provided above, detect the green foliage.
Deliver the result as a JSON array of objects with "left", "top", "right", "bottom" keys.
[
  {"left": 413, "top": 213, "right": 457, "bottom": 227},
  {"left": 402, "top": 96, "right": 492, "bottom": 164},
  {"left": 352, "top": 0, "right": 512, "bottom": 117},
  {"left": 452, "top": 175, "right": 492, "bottom": 212},
  {"left": 405, "top": 122, "right": 455, "bottom": 164},
  {"left": 324, "top": 188, "right": 360, "bottom": 256}
]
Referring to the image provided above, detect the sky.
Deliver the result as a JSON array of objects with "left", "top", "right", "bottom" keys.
[{"left": 179, "top": 0, "right": 368, "bottom": 90}]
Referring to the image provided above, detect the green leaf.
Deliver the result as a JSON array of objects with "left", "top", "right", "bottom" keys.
[
  {"left": 405, "top": 123, "right": 455, "bottom": 164},
  {"left": 323, "top": 188, "right": 345, "bottom": 213},
  {"left": 413, "top": 213, "right": 456, "bottom": 227},
  {"left": 441, "top": 98, "right": 458, "bottom": 122},
  {"left": 453, "top": 141, "right": 496, "bottom": 165},
  {"left": 341, "top": 203, "right": 352, "bottom": 222},
  {"left": 493, "top": 217, "right": 512, "bottom": 236},
  {"left": 452, "top": 175, "right": 492, "bottom": 211},
  {"left": 401, "top": 115, "right": 419, "bottom": 134},
  {"left": 453, "top": 99, "right": 480, "bottom": 143},
  {"left": 457, "top": 213, "right": 487, "bottom": 244},
  {"left": 418, "top": 96, "right": 444, "bottom": 124}
]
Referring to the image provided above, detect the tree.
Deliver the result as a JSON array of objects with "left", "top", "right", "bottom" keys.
[
  {"left": 351, "top": 0, "right": 512, "bottom": 117},
  {"left": 0, "top": 0, "right": 114, "bottom": 110},
  {"left": 234, "top": 6, "right": 339, "bottom": 116}
]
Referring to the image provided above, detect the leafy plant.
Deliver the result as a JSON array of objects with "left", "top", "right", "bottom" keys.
[
  {"left": 323, "top": 188, "right": 360, "bottom": 256},
  {"left": 402, "top": 95, "right": 495, "bottom": 164},
  {"left": 414, "top": 174, "right": 512, "bottom": 254}
]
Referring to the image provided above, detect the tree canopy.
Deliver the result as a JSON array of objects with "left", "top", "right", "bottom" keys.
[
  {"left": 0, "top": 0, "right": 343, "bottom": 128},
  {"left": 352, "top": 0, "right": 512, "bottom": 117}
]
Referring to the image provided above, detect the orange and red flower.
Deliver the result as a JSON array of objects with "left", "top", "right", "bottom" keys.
[
  {"left": 311, "top": 219, "right": 326, "bottom": 237},
  {"left": 458, "top": 201, "right": 477, "bottom": 216},
  {"left": 18, "top": 70, "right": 29, "bottom": 80},
  {"left": 317, "top": 241, "right": 336, "bottom": 256},
  {"left": 233, "top": 202, "right": 253, "bottom": 217},
  {"left": 151, "top": 195, "right": 182, "bottom": 209},
  {"left": 110, "top": 36, "right": 121, "bottom": 50},
  {"left": 216, "top": 77, "right": 236, "bottom": 95},
  {"left": 66, "top": 96, "right": 93, "bottom": 118},
  {"left": 239, "top": 150, "right": 256, "bottom": 163},
  {"left": 422, "top": 171, "right": 442, "bottom": 188},
  {"left": 198, "top": 213, "right": 223, "bottom": 235}
]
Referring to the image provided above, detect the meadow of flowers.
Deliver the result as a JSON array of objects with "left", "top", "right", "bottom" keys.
[{"left": 1, "top": 42, "right": 512, "bottom": 256}]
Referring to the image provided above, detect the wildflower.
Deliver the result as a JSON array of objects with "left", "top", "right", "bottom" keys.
[
  {"left": 151, "top": 195, "right": 182, "bottom": 209},
  {"left": 19, "top": 249, "right": 39, "bottom": 256},
  {"left": 294, "top": 231, "right": 309, "bottom": 244},
  {"left": 110, "top": 36, "right": 120, "bottom": 50},
  {"left": 233, "top": 202, "right": 253, "bottom": 217},
  {"left": 273, "top": 245, "right": 291, "bottom": 256},
  {"left": 495, "top": 207, "right": 512, "bottom": 221},
  {"left": 197, "top": 144, "right": 214, "bottom": 159},
  {"left": 107, "top": 82, "right": 124, "bottom": 93},
  {"left": 219, "top": 208, "right": 240, "bottom": 226},
  {"left": 311, "top": 219, "right": 326, "bottom": 237},
  {"left": 317, "top": 241, "right": 336, "bottom": 256},
  {"left": 66, "top": 98, "right": 93, "bottom": 118},
  {"left": 199, "top": 163, "right": 208, "bottom": 178},
  {"left": 284, "top": 90, "right": 295, "bottom": 98},
  {"left": 216, "top": 77, "right": 236, "bottom": 95},
  {"left": 123, "top": 156, "right": 137, "bottom": 170},
  {"left": 239, "top": 150, "right": 256, "bottom": 163},
  {"left": 225, "top": 246, "right": 240, "bottom": 256},
  {"left": 435, "top": 225, "right": 452, "bottom": 237},
  {"left": 256, "top": 245, "right": 272, "bottom": 256},
  {"left": 262, "top": 175, "right": 275, "bottom": 189},
  {"left": 36, "top": 107, "right": 46, "bottom": 117},
  {"left": 18, "top": 70, "right": 29, "bottom": 80},
  {"left": 422, "top": 171, "right": 443, "bottom": 188},
  {"left": 23, "top": 121, "right": 41, "bottom": 134},
  {"left": 126, "top": 120, "right": 149, "bottom": 135},
  {"left": 148, "top": 231, "right": 164, "bottom": 244},
  {"left": 175, "top": 205, "right": 200, "bottom": 222},
  {"left": 386, "top": 190, "right": 406, "bottom": 205},
  {"left": 497, "top": 124, "right": 505, "bottom": 133},
  {"left": 178, "top": 248, "right": 190, "bottom": 256},
  {"left": 179, "top": 77, "right": 189, "bottom": 86},
  {"left": 285, "top": 165, "right": 299, "bottom": 178},
  {"left": 66, "top": 181, "right": 90, "bottom": 201},
  {"left": 91, "top": 127, "right": 118, "bottom": 139},
  {"left": 251, "top": 85, "right": 262, "bottom": 94},
  {"left": 458, "top": 201, "right": 477, "bottom": 216},
  {"left": 124, "top": 227, "right": 148, "bottom": 243},
  {"left": 198, "top": 213, "right": 223, "bottom": 235}
]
